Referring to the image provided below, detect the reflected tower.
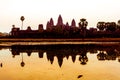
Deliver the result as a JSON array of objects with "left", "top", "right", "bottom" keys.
[
  {"left": 71, "top": 54, "right": 76, "bottom": 63},
  {"left": 57, "top": 55, "right": 63, "bottom": 67}
]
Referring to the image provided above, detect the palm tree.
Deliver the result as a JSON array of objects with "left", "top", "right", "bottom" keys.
[
  {"left": 20, "top": 16, "right": 25, "bottom": 30},
  {"left": 21, "top": 53, "right": 25, "bottom": 67},
  {"left": 79, "top": 18, "right": 88, "bottom": 29},
  {"left": 78, "top": 18, "right": 88, "bottom": 38},
  {"left": 97, "top": 22, "right": 105, "bottom": 31}
]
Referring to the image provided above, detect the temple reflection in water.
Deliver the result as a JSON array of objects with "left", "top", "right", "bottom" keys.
[{"left": 10, "top": 44, "right": 120, "bottom": 67}]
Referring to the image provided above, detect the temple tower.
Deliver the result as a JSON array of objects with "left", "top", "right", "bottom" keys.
[
  {"left": 71, "top": 19, "right": 76, "bottom": 27},
  {"left": 50, "top": 18, "right": 54, "bottom": 26},
  {"left": 57, "top": 15, "right": 63, "bottom": 26}
]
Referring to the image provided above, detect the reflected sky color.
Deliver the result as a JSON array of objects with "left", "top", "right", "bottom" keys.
[
  {"left": 0, "top": 0, "right": 120, "bottom": 32},
  {"left": 0, "top": 44, "right": 120, "bottom": 80}
]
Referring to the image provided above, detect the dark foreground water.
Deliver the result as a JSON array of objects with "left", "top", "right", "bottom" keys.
[{"left": 0, "top": 44, "right": 120, "bottom": 80}]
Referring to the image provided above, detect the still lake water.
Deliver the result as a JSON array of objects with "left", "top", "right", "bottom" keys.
[{"left": 0, "top": 44, "right": 120, "bottom": 80}]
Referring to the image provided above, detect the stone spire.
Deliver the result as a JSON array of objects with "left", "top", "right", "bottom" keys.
[
  {"left": 46, "top": 21, "right": 50, "bottom": 29},
  {"left": 66, "top": 22, "right": 69, "bottom": 26},
  {"left": 50, "top": 18, "right": 54, "bottom": 26},
  {"left": 57, "top": 14, "right": 63, "bottom": 26},
  {"left": 65, "top": 22, "right": 70, "bottom": 30},
  {"left": 71, "top": 19, "right": 76, "bottom": 27}
]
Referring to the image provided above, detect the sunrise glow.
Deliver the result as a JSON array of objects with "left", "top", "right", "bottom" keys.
[{"left": 0, "top": 0, "right": 120, "bottom": 32}]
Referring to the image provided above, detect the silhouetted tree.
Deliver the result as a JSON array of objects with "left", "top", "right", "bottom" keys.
[
  {"left": 79, "top": 53, "right": 88, "bottom": 65},
  {"left": 21, "top": 61, "right": 25, "bottom": 67},
  {"left": 97, "top": 22, "right": 105, "bottom": 31},
  {"left": 21, "top": 53, "right": 25, "bottom": 67},
  {"left": 20, "top": 16, "right": 25, "bottom": 30},
  {"left": 79, "top": 18, "right": 88, "bottom": 29},
  {"left": 118, "top": 20, "right": 120, "bottom": 26},
  {"left": 105, "top": 22, "right": 116, "bottom": 31},
  {"left": 117, "top": 20, "right": 120, "bottom": 30},
  {"left": 97, "top": 51, "right": 106, "bottom": 60},
  {"left": 79, "top": 18, "right": 88, "bottom": 38}
]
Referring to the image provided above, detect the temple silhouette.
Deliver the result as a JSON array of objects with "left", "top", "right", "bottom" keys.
[
  {"left": 10, "top": 15, "right": 120, "bottom": 38},
  {"left": 10, "top": 44, "right": 120, "bottom": 67}
]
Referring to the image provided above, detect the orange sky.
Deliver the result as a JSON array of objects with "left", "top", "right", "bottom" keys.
[{"left": 0, "top": 0, "right": 120, "bottom": 32}]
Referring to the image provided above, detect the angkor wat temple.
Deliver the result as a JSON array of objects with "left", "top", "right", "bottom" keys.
[
  {"left": 10, "top": 15, "right": 120, "bottom": 38},
  {"left": 11, "top": 44, "right": 120, "bottom": 67}
]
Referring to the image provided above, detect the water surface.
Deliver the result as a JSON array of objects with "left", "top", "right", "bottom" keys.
[{"left": 0, "top": 44, "right": 120, "bottom": 80}]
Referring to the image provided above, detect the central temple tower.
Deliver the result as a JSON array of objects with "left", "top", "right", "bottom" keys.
[{"left": 57, "top": 15, "right": 63, "bottom": 26}]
